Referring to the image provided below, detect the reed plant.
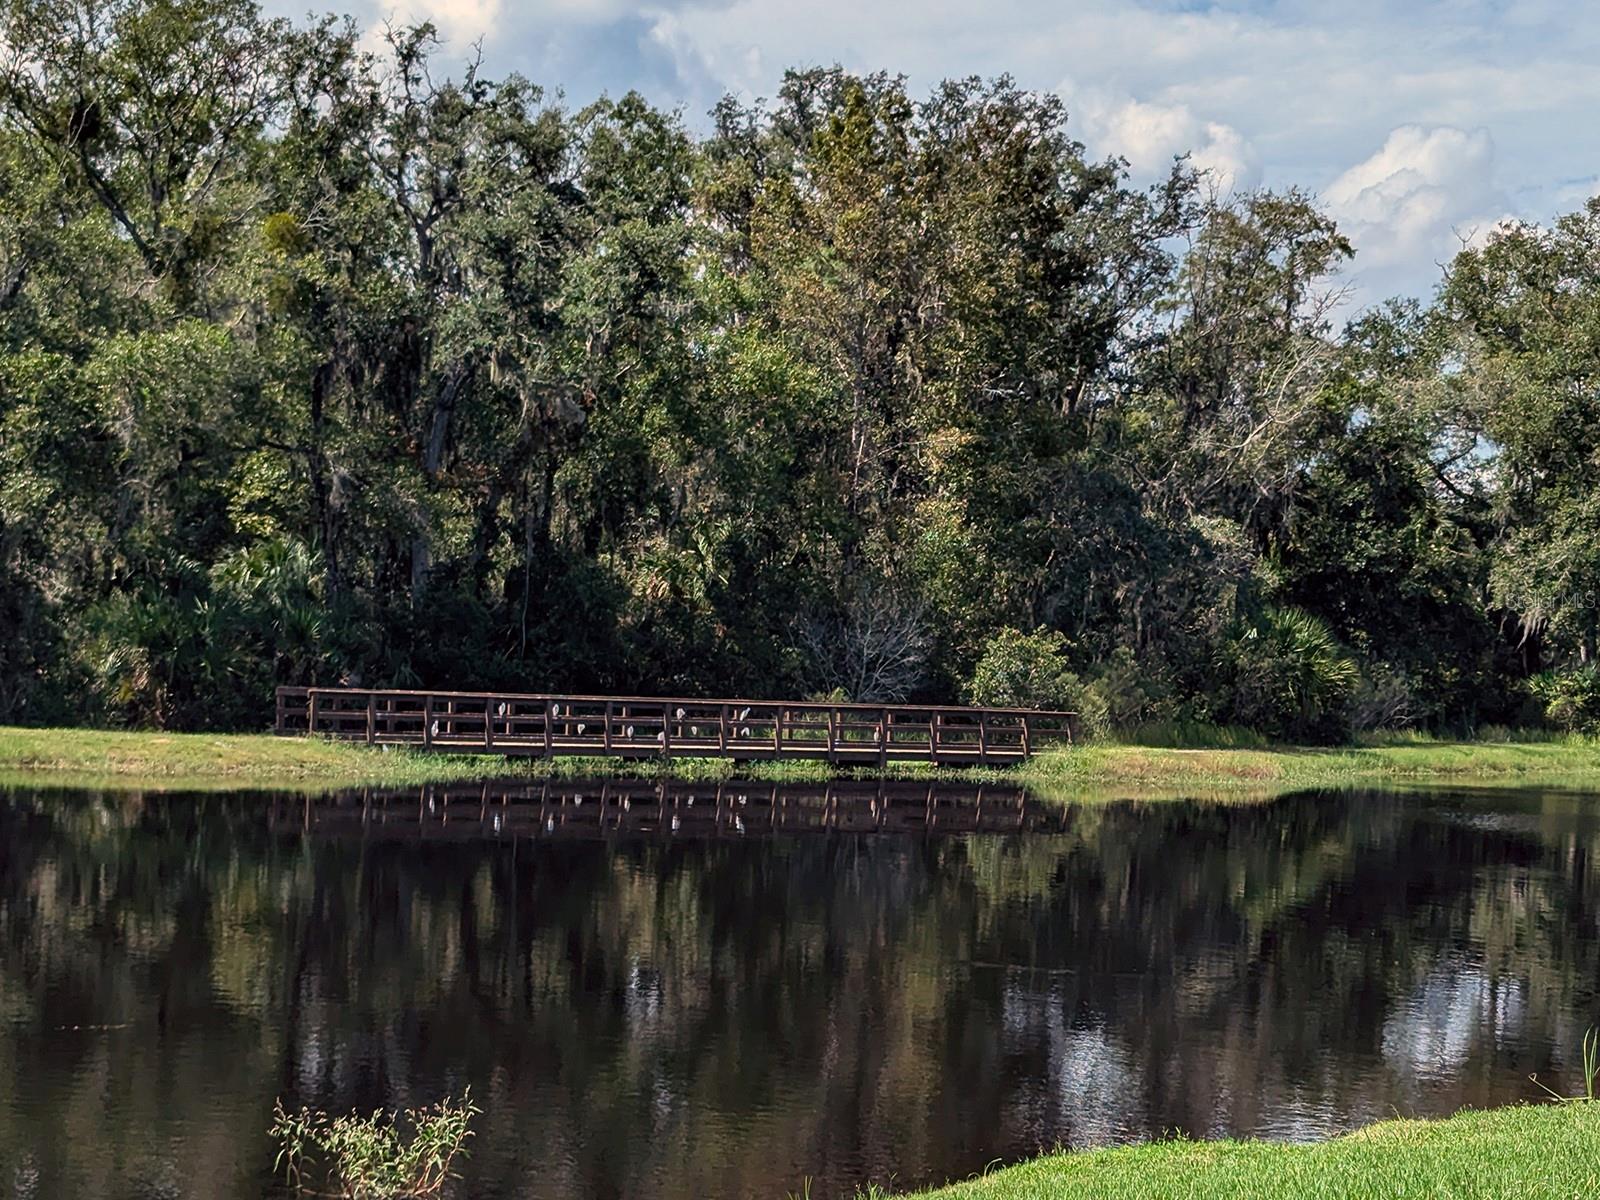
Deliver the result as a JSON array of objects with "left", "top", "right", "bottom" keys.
[{"left": 270, "top": 1089, "right": 479, "bottom": 1198}]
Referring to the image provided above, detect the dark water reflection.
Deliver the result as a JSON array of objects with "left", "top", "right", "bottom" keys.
[{"left": 3, "top": 781, "right": 1600, "bottom": 1199}]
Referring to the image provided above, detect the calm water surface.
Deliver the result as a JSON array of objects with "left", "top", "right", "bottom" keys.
[{"left": 2, "top": 780, "right": 1599, "bottom": 1199}]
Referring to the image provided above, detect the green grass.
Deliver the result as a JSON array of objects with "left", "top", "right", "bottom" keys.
[
  {"left": 895, "top": 1103, "right": 1600, "bottom": 1199},
  {"left": 0, "top": 725, "right": 516, "bottom": 790},
  {"left": 1015, "top": 733, "right": 1600, "bottom": 799},
  {"left": 3, "top": 724, "right": 1600, "bottom": 797},
  {"left": 0, "top": 725, "right": 846, "bottom": 792}
]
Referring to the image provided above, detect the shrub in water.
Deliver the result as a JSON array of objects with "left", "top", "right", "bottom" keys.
[{"left": 270, "top": 1088, "right": 479, "bottom": 1198}]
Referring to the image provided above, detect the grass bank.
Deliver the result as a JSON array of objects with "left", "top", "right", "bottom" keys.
[
  {"left": 0, "top": 725, "right": 839, "bottom": 792},
  {"left": 0, "top": 725, "right": 508, "bottom": 790},
  {"left": 2, "top": 725, "right": 1600, "bottom": 796},
  {"left": 895, "top": 1102, "right": 1600, "bottom": 1199},
  {"left": 1016, "top": 734, "right": 1600, "bottom": 798}
]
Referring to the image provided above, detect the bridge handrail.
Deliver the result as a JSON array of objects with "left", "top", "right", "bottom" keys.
[{"left": 275, "top": 685, "right": 1075, "bottom": 722}]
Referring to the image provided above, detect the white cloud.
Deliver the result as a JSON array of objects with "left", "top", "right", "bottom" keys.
[
  {"left": 1547, "top": 174, "right": 1600, "bottom": 212},
  {"left": 647, "top": 9, "right": 764, "bottom": 99},
  {"left": 1325, "top": 125, "right": 1511, "bottom": 299},
  {"left": 1067, "top": 87, "right": 1262, "bottom": 192},
  {"left": 370, "top": 0, "right": 503, "bottom": 43}
]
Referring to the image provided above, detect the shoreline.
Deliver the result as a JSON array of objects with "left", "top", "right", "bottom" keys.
[
  {"left": 2, "top": 726, "right": 1600, "bottom": 797},
  {"left": 891, "top": 1103, "right": 1600, "bottom": 1198}
]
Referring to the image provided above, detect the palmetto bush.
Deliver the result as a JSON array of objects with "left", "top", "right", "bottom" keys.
[
  {"left": 1224, "top": 606, "right": 1360, "bottom": 744},
  {"left": 1528, "top": 665, "right": 1600, "bottom": 734},
  {"left": 78, "top": 538, "right": 333, "bottom": 729}
]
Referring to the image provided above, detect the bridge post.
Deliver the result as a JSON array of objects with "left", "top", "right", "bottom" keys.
[
  {"left": 423, "top": 694, "right": 433, "bottom": 749},
  {"left": 878, "top": 709, "right": 888, "bottom": 769},
  {"left": 484, "top": 695, "right": 494, "bottom": 750},
  {"left": 367, "top": 693, "right": 376, "bottom": 745}
]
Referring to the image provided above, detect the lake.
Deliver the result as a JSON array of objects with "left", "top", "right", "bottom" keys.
[{"left": 2, "top": 780, "right": 1597, "bottom": 1198}]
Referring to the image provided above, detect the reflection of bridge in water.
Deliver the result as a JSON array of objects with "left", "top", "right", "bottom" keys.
[{"left": 271, "top": 778, "right": 1069, "bottom": 841}]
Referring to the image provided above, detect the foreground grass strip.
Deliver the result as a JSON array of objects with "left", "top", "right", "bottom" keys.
[
  {"left": 0, "top": 726, "right": 842, "bottom": 791},
  {"left": 902, "top": 1103, "right": 1600, "bottom": 1200},
  {"left": 3, "top": 725, "right": 1600, "bottom": 796},
  {"left": 0, "top": 726, "right": 517, "bottom": 788},
  {"left": 1017, "top": 737, "right": 1600, "bottom": 795}
]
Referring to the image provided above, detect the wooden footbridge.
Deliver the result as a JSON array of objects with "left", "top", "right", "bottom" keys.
[{"left": 275, "top": 687, "right": 1072, "bottom": 766}]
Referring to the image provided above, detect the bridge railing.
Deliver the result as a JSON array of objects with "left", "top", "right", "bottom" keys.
[
  {"left": 273, "top": 778, "right": 1058, "bottom": 840},
  {"left": 274, "top": 687, "right": 1072, "bottom": 763}
]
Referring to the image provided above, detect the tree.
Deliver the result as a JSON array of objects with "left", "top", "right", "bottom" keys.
[
  {"left": 1276, "top": 304, "right": 1503, "bottom": 725},
  {"left": 1439, "top": 201, "right": 1600, "bottom": 667},
  {"left": 0, "top": 0, "right": 294, "bottom": 290}
]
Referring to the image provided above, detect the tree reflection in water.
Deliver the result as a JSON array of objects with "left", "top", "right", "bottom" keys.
[{"left": 1, "top": 782, "right": 1597, "bottom": 1199}]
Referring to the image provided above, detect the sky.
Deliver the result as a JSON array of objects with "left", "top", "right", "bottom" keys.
[{"left": 343, "top": 0, "right": 1600, "bottom": 306}]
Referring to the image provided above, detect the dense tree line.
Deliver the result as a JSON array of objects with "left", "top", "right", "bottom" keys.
[{"left": 1, "top": 0, "right": 1597, "bottom": 738}]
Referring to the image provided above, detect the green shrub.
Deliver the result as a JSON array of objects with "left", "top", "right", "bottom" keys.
[
  {"left": 1079, "top": 646, "right": 1168, "bottom": 733},
  {"left": 1529, "top": 666, "right": 1600, "bottom": 733},
  {"left": 78, "top": 538, "right": 332, "bottom": 730},
  {"left": 965, "top": 628, "right": 1082, "bottom": 712},
  {"left": 1223, "top": 606, "right": 1360, "bottom": 743},
  {"left": 1349, "top": 663, "right": 1418, "bottom": 732},
  {"left": 270, "top": 1089, "right": 479, "bottom": 1199}
]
